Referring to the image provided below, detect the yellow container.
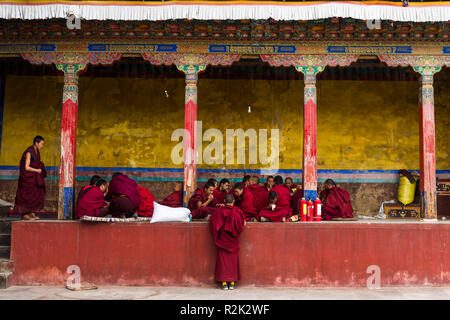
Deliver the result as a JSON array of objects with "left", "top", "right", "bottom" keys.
[{"left": 398, "top": 175, "right": 416, "bottom": 206}]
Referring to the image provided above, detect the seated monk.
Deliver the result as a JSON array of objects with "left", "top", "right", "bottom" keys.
[
  {"left": 159, "top": 181, "right": 183, "bottom": 207},
  {"left": 284, "top": 177, "right": 298, "bottom": 196},
  {"left": 259, "top": 176, "right": 292, "bottom": 222},
  {"left": 105, "top": 172, "right": 140, "bottom": 218},
  {"left": 246, "top": 176, "right": 269, "bottom": 212},
  {"left": 259, "top": 190, "right": 292, "bottom": 222},
  {"left": 188, "top": 181, "right": 217, "bottom": 219},
  {"left": 213, "top": 179, "right": 230, "bottom": 207},
  {"left": 207, "top": 178, "right": 218, "bottom": 189},
  {"left": 242, "top": 175, "right": 251, "bottom": 188},
  {"left": 264, "top": 176, "right": 274, "bottom": 191},
  {"left": 291, "top": 188, "right": 304, "bottom": 216},
  {"left": 319, "top": 179, "right": 355, "bottom": 221},
  {"left": 233, "top": 182, "right": 259, "bottom": 221},
  {"left": 209, "top": 193, "right": 246, "bottom": 290},
  {"left": 77, "top": 175, "right": 101, "bottom": 206},
  {"left": 136, "top": 185, "right": 156, "bottom": 217},
  {"left": 76, "top": 179, "right": 109, "bottom": 219}
]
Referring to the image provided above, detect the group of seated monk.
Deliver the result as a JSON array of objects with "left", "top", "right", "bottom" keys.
[
  {"left": 188, "top": 175, "right": 355, "bottom": 222},
  {"left": 75, "top": 172, "right": 354, "bottom": 222}
]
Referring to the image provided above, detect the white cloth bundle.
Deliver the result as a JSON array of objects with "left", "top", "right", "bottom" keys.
[{"left": 150, "top": 202, "right": 191, "bottom": 224}]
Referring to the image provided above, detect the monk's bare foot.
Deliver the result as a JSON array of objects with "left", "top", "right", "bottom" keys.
[
  {"left": 30, "top": 213, "right": 40, "bottom": 220},
  {"left": 343, "top": 217, "right": 359, "bottom": 221},
  {"left": 21, "top": 214, "right": 35, "bottom": 221}
]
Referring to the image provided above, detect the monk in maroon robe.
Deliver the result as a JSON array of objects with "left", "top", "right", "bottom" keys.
[
  {"left": 76, "top": 179, "right": 109, "bottom": 219},
  {"left": 159, "top": 181, "right": 183, "bottom": 207},
  {"left": 233, "top": 182, "right": 259, "bottom": 221},
  {"left": 13, "top": 136, "right": 47, "bottom": 220},
  {"left": 320, "top": 179, "right": 354, "bottom": 221},
  {"left": 76, "top": 175, "right": 101, "bottom": 206},
  {"left": 213, "top": 178, "right": 230, "bottom": 206},
  {"left": 105, "top": 172, "right": 140, "bottom": 218},
  {"left": 247, "top": 176, "right": 269, "bottom": 212},
  {"left": 284, "top": 177, "right": 298, "bottom": 196},
  {"left": 188, "top": 181, "right": 216, "bottom": 219},
  {"left": 291, "top": 187, "right": 304, "bottom": 216},
  {"left": 264, "top": 176, "right": 274, "bottom": 191},
  {"left": 136, "top": 185, "right": 155, "bottom": 217},
  {"left": 209, "top": 193, "right": 246, "bottom": 290},
  {"left": 259, "top": 176, "right": 292, "bottom": 222}
]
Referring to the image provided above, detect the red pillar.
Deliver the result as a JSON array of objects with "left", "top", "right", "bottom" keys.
[
  {"left": 419, "top": 73, "right": 437, "bottom": 220},
  {"left": 302, "top": 73, "right": 318, "bottom": 201},
  {"left": 58, "top": 70, "right": 79, "bottom": 219},
  {"left": 183, "top": 67, "right": 199, "bottom": 206}
]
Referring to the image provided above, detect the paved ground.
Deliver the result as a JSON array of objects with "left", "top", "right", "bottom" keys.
[{"left": 0, "top": 285, "right": 449, "bottom": 300}]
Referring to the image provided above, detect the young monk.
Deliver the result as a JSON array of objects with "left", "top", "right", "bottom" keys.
[
  {"left": 77, "top": 175, "right": 101, "bottom": 205},
  {"left": 319, "top": 179, "right": 355, "bottom": 221},
  {"left": 136, "top": 185, "right": 156, "bottom": 217},
  {"left": 188, "top": 181, "right": 217, "bottom": 219},
  {"left": 242, "top": 175, "right": 251, "bottom": 188},
  {"left": 13, "top": 136, "right": 47, "bottom": 221},
  {"left": 264, "top": 176, "right": 274, "bottom": 191},
  {"left": 105, "top": 172, "right": 140, "bottom": 218},
  {"left": 207, "top": 178, "right": 218, "bottom": 189},
  {"left": 159, "top": 181, "right": 183, "bottom": 207},
  {"left": 76, "top": 179, "right": 109, "bottom": 219},
  {"left": 209, "top": 193, "right": 246, "bottom": 290},
  {"left": 233, "top": 182, "right": 259, "bottom": 221},
  {"left": 259, "top": 176, "right": 292, "bottom": 222},
  {"left": 246, "top": 176, "right": 269, "bottom": 212},
  {"left": 213, "top": 179, "right": 230, "bottom": 206},
  {"left": 284, "top": 177, "right": 298, "bottom": 196}
]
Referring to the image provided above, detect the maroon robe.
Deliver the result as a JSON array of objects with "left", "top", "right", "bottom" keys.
[
  {"left": 13, "top": 146, "right": 47, "bottom": 214},
  {"left": 291, "top": 188, "right": 304, "bottom": 215},
  {"left": 75, "top": 186, "right": 107, "bottom": 219},
  {"left": 136, "top": 185, "right": 155, "bottom": 217},
  {"left": 212, "top": 188, "right": 227, "bottom": 206},
  {"left": 188, "top": 187, "right": 216, "bottom": 219},
  {"left": 246, "top": 184, "right": 269, "bottom": 212},
  {"left": 238, "top": 188, "right": 259, "bottom": 221},
  {"left": 209, "top": 205, "right": 245, "bottom": 282},
  {"left": 320, "top": 187, "right": 354, "bottom": 220},
  {"left": 105, "top": 174, "right": 140, "bottom": 209},
  {"left": 159, "top": 190, "right": 183, "bottom": 207},
  {"left": 259, "top": 184, "right": 292, "bottom": 222}
]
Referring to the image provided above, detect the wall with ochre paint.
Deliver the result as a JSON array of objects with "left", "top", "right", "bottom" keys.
[{"left": 0, "top": 75, "right": 448, "bottom": 214}]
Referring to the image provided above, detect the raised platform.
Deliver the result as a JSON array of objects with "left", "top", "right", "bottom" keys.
[{"left": 9, "top": 220, "right": 450, "bottom": 287}]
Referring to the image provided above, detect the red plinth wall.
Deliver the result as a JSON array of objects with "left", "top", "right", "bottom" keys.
[{"left": 9, "top": 221, "right": 450, "bottom": 287}]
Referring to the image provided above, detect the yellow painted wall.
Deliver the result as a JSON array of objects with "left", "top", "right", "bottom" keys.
[{"left": 0, "top": 75, "right": 448, "bottom": 170}]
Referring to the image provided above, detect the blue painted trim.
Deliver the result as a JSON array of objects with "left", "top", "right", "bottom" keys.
[
  {"left": 443, "top": 47, "right": 450, "bottom": 54},
  {"left": 62, "top": 186, "right": 74, "bottom": 220},
  {"left": 0, "top": 76, "right": 5, "bottom": 154},
  {"left": 304, "top": 190, "right": 317, "bottom": 201}
]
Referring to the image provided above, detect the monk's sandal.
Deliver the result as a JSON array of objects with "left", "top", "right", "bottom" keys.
[
  {"left": 228, "top": 282, "right": 235, "bottom": 290},
  {"left": 221, "top": 282, "right": 228, "bottom": 290}
]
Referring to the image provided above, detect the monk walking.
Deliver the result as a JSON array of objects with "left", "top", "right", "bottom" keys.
[
  {"left": 76, "top": 179, "right": 109, "bottom": 219},
  {"left": 209, "top": 193, "right": 246, "bottom": 290},
  {"left": 105, "top": 172, "right": 140, "bottom": 218},
  {"left": 13, "top": 136, "right": 47, "bottom": 220},
  {"left": 319, "top": 179, "right": 355, "bottom": 221},
  {"left": 159, "top": 181, "right": 183, "bottom": 207},
  {"left": 188, "top": 181, "right": 216, "bottom": 219}
]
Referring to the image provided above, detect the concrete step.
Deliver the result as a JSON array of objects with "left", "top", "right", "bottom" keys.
[
  {"left": 0, "top": 272, "right": 12, "bottom": 289},
  {"left": 0, "top": 259, "right": 13, "bottom": 273},
  {"left": 0, "top": 234, "right": 10, "bottom": 246},
  {"left": 0, "top": 246, "right": 10, "bottom": 260},
  {"left": 0, "top": 220, "right": 12, "bottom": 233}
]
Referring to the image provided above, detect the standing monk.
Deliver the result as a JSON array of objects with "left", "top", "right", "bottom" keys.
[
  {"left": 233, "top": 182, "right": 259, "bottom": 221},
  {"left": 13, "top": 136, "right": 47, "bottom": 220},
  {"left": 159, "top": 181, "right": 183, "bottom": 207},
  {"left": 105, "top": 172, "right": 140, "bottom": 218},
  {"left": 188, "top": 181, "right": 216, "bottom": 219},
  {"left": 320, "top": 179, "right": 355, "bottom": 221},
  {"left": 209, "top": 193, "right": 246, "bottom": 290}
]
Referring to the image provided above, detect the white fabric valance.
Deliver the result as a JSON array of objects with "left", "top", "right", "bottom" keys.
[{"left": 0, "top": 1, "right": 449, "bottom": 22}]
